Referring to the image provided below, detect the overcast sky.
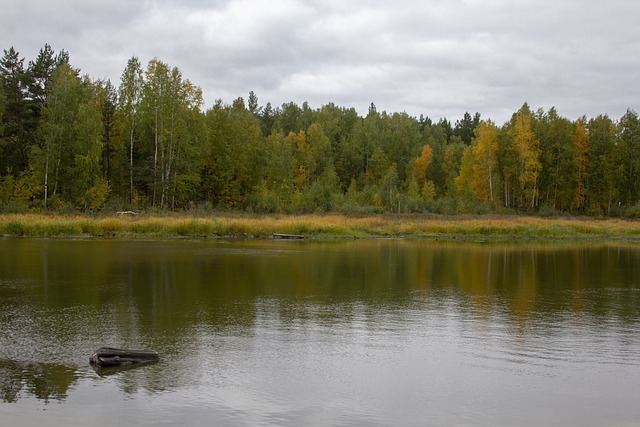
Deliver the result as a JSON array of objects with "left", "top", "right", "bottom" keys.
[{"left": 2, "top": 0, "right": 638, "bottom": 124}]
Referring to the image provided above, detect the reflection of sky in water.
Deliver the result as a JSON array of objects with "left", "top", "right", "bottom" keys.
[{"left": 1, "top": 239, "right": 640, "bottom": 426}]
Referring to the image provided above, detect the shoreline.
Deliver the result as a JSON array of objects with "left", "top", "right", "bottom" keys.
[{"left": 1, "top": 212, "right": 639, "bottom": 242}]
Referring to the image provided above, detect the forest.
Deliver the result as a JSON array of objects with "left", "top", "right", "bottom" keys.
[{"left": 1, "top": 44, "right": 639, "bottom": 217}]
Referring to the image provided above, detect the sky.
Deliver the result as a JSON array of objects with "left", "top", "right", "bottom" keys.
[{"left": 2, "top": 0, "right": 639, "bottom": 124}]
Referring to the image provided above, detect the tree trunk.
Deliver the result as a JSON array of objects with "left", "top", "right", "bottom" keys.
[
  {"left": 44, "top": 155, "right": 49, "bottom": 208},
  {"left": 153, "top": 106, "right": 158, "bottom": 207},
  {"left": 129, "top": 116, "right": 135, "bottom": 204}
]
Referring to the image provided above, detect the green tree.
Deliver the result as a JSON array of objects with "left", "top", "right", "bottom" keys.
[
  {"left": 256, "top": 131, "right": 294, "bottom": 211},
  {"left": 587, "top": 115, "right": 620, "bottom": 214},
  {"left": 436, "top": 117, "right": 453, "bottom": 142},
  {"left": 366, "top": 146, "right": 389, "bottom": 185},
  {"left": 362, "top": 103, "right": 382, "bottom": 174},
  {"left": 0, "top": 47, "right": 28, "bottom": 174},
  {"left": 304, "top": 166, "right": 339, "bottom": 212},
  {"left": 617, "top": 109, "right": 640, "bottom": 207},
  {"left": 453, "top": 111, "right": 481, "bottom": 145},
  {"left": 25, "top": 44, "right": 68, "bottom": 109},
  {"left": 25, "top": 44, "right": 57, "bottom": 106},
  {"left": 378, "top": 164, "right": 399, "bottom": 210},
  {"left": 274, "top": 101, "right": 303, "bottom": 135},
  {"left": 385, "top": 112, "right": 421, "bottom": 183},
  {"left": 201, "top": 98, "right": 262, "bottom": 208},
  {"left": 70, "top": 90, "right": 107, "bottom": 210},
  {"left": 291, "top": 129, "right": 310, "bottom": 191},
  {"left": 142, "top": 58, "right": 170, "bottom": 207},
  {"left": 535, "top": 108, "right": 576, "bottom": 211},
  {"left": 247, "top": 90, "right": 261, "bottom": 116},
  {"left": 33, "top": 63, "right": 83, "bottom": 208},
  {"left": 118, "top": 56, "right": 144, "bottom": 204},
  {"left": 335, "top": 119, "right": 365, "bottom": 190},
  {"left": 259, "top": 101, "right": 275, "bottom": 136},
  {"left": 421, "top": 118, "right": 450, "bottom": 196},
  {"left": 93, "top": 79, "right": 117, "bottom": 185},
  {"left": 572, "top": 117, "right": 589, "bottom": 211},
  {"left": 168, "top": 78, "right": 205, "bottom": 210},
  {"left": 306, "top": 122, "right": 332, "bottom": 178},
  {"left": 201, "top": 100, "right": 234, "bottom": 207}
]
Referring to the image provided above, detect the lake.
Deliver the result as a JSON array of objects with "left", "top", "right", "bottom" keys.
[{"left": 0, "top": 237, "right": 639, "bottom": 426}]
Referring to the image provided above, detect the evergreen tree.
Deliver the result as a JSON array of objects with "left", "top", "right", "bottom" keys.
[
  {"left": 0, "top": 47, "right": 28, "bottom": 174},
  {"left": 453, "top": 111, "right": 481, "bottom": 145},
  {"left": 247, "top": 90, "right": 261, "bottom": 116}
]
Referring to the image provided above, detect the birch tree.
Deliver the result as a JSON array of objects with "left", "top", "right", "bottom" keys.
[
  {"left": 587, "top": 115, "right": 620, "bottom": 214},
  {"left": 143, "top": 58, "right": 170, "bottom": 207},
  {"left": 70, "top": 89, "right": 108, "bottom": 210},
  {"left": 34, "top": 63, "right": 82, "bottom": 208},
  {"left": 572, "top": 117, "right": 589, "bottom": 211},
  {"left": 118, "top": 56, "right": 143, "bottom": 204},
  {"left": 510, "top": 107, "right": 541, "bottom": 208},
  {"left": 471, "top": 120, "right": 499, "bottom": 202}
]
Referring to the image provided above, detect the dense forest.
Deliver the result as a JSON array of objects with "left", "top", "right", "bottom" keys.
[{"left": 1, "top": 44, "right": 639, "bottom": 216}]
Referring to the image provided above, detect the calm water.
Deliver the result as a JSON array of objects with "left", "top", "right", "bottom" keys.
[{"left": 0, "top": 237, "right": 639, "bottom": 426}]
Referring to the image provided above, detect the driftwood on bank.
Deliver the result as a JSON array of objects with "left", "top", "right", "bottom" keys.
[{"left": 89, "top": 347, "right": 159, "bottom": 368}]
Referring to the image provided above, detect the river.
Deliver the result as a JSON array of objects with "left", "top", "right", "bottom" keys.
[{"left": 0, "top": 238, "right": 639, "bottom": 426}]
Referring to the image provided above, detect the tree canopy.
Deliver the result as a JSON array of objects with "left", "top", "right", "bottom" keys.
[{"left": 1, "top": 44, "right": 639, "bottom": 217}]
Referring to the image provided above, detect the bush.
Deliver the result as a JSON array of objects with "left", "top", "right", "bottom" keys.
[
  {"left": 0, "top": 200, "right": 27, "bottom": 214},
  {"left": 538, "top": 205, "right": 559, "bottom": 217},
  {"left": 624, "top": 203, "right": 640, "bottom": 219}
]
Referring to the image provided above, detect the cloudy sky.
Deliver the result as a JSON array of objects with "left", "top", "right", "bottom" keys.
[{"left": 2, "top": 0, "right": 638, "bottom": 124}]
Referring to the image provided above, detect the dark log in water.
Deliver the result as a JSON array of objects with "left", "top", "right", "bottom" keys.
[
  {"left": 273, "top": 233, "right": 304, "bottom": 239},
  {"left": 89, "top": 347, "right": 159, "bottom": 368}
]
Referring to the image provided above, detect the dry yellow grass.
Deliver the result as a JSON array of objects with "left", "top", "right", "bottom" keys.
[{"left": 0, "top": 212, "right": 639, "bottom": 240}]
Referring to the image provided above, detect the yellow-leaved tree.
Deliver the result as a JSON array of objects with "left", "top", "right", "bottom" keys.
[
  {"left": 510, "top": 109, "right": 541, "bottom": 208},
  {"left": 408, "top": 144, "right": 435, "bottom": 201},
  {"left": 471, "top": 120, "right": 499, "bottom": 202},
  {"left": 455, "top": 120, "right": 499, "bottom": 203},
  {"left": 410, "top": 144, "right": 433, "bottom": 186}
]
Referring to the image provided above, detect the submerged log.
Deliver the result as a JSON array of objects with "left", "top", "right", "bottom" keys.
[
  {"left": 89, "top": 347, "right": 159, "bottom": 368},
  {"left": 273, "top": 233, "right": 304, "bottom": 240}
]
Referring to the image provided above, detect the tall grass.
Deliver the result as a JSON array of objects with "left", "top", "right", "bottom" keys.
[{"left": 1, "top": 213, "right": 639, "bottom": 240}]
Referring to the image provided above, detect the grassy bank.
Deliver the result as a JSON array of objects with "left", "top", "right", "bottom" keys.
[{"left": 1, "top": 212, "right": 640, "bottom": 241}]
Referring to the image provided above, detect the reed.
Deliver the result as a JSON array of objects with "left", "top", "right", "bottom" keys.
[{"left": 1, "top": 213, "right": 639, "bottom": 240}]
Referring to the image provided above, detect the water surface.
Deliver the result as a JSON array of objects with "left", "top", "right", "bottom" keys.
[{"left": 0, "top": 238, "right": 639, "bottom": 426}]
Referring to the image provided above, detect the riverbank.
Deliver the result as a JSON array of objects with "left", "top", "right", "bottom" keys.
[{"left": 1, "top": 212, "right": 639, "bottom": 241}]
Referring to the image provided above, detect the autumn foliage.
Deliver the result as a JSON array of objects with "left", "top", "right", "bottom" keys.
[{"left": 2, "top": 45, "right": 640, "bottom": 217}]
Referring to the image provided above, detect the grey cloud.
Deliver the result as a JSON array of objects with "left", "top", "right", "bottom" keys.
[{"left": 1, "top": 0, "right": 639, "bottom": 123}]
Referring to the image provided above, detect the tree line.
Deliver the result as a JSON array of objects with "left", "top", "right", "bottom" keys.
[{"left": 1, "top": 44, "right": 639, "bottom": 216}]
